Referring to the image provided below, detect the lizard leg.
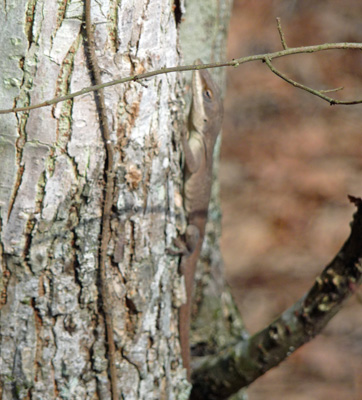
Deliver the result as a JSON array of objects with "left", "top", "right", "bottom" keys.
[
  {"left": 167, "top": 237, "right": 189, "bottom": 255},
  {"left": 167, "top": 225, "right": 200, "bottom": 256},
  {"left": 185, "top": 224, "right": 200, "bottom": 253},
  {"left": 181, "top": 127, "right": 202, "bottom": 174}
]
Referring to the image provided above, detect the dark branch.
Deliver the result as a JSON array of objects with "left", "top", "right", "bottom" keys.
[{"left": 190, "top": 196, "right": 362, "bottom": 400}]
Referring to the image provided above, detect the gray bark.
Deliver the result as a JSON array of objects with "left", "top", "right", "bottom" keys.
[{"left": 0, "top": 1, "right": 236, "bottom": 399}]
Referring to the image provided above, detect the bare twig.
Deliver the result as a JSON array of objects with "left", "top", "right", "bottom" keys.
[
  {"left": 276, "top": 17, "right": 288, "bottom": 49},
  {"left": 264, "top": 56, "right": 362, "bottom": 105},
  {"left": 320, "top": 86, "right": 344, "bottom": 93},
  {"left": 1, "top": 42, "right": 362, "bottom": 114}
]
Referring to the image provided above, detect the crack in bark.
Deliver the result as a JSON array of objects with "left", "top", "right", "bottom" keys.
[
  {"left": 108, "top": 0, "right": 119, "bottom": 53},
  {"left": 0, "top": 215, "right": 10, "bottom": 307},
  {"left": 51, "top": 0, "right": 69, "bottom": 48},
  {"left": 84, "top": 1, "right": 118, "bottom": 398},
  {"left": 30, "top": 296, "right": 43, "bottom": 391},
  {"left": 24, "top": 0, "right": 37, "bottom": 48},
  {"left": 7, "top": 165, "right": 25, "bottom": 221},
  {"left": 173, "top": 0, "right": 183, "bottom": 26}
]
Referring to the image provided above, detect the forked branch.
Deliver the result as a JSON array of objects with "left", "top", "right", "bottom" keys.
[{"left": 263, "top": 57, "right": 359, "bottom": 105}]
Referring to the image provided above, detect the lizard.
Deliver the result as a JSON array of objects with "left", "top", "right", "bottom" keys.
[{"left": 178, "top": 61, "right": 223, "bottom": 381}]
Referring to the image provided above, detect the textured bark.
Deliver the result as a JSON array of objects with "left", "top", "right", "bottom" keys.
[
  {"left": 0, "top": 0, "right": 236, "bottom": 399},
  {"left": 0, "top": 0, "right": 185, "bottom": 399}
]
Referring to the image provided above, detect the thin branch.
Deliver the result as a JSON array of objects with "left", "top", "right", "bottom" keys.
[
  {"left": 276, "top": 17, "right": 288, "bottom": 49},
  {"left": 1, "top": 42, "right": 362, "bottom": 114},
  {"left": 320, "top": 86, "right": 344, "bottom": 93},
  {"left": 190, "top": 196, "right": 362, "bottom": 400},
  {"left": 264, "top": 57, "right": 362, "bottom": 105}
]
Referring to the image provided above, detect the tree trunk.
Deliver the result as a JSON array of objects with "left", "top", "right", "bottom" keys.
[{"left": 0, "top": 1, "right": 236, "bottom": 399}]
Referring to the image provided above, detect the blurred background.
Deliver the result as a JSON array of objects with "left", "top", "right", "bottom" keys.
[{"left": 221, "top": 1, "right": 362, "bottom": 399}]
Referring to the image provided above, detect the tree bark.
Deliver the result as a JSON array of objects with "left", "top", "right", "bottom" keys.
[{"left": 0, "top": 1, "right": 234, "bottom": 399}]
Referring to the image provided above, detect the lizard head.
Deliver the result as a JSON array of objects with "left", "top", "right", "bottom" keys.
[{"left": 190, "top": 59, "right": 223, "bottom": 140}]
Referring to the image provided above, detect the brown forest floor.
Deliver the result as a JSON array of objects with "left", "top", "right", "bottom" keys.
[{"left": 221, "top": 1, "right": 362, "bottom": 399}]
